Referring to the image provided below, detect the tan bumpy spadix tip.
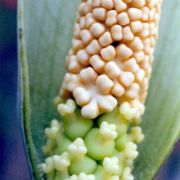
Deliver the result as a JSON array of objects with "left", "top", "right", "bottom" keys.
[{"left": 60, "top": 0, "right": 162, "bottom": 119}]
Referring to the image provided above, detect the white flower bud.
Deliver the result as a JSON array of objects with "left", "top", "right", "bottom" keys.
[
  {"left": 125, "top": 83, "right": 140, "bottom": 99},
  {"left": 111, "top": 25, "right": 123, "bottom": 41},
  {"left": 41, "top": 157, "right": 54, "bottom": 174},
  {"left": 53, "top": 152, "right": 70, "bottom": 171},
  {"left": 68, "top": 138, "right": 87, "bottom": 158},
  {"left": 103, "top": 157, "right": 120, "bottom": 175},
  {"left": 116, "top": 44, "right": 133, "bottom": 60},
  {"left": 132, "top": 0, "right": 145, "bottom": 8},
  {"left": 105, "top": 61, "right": 121, "bottom": 79},
  {"left": 79, "top": 173, "right": 95, "bottom": 180},
  {"left": 102, "top": 0, "right": 114, "bottom": 10},
  {"left": 122, "top": 26, "right": 134, "bottom": 41},
  {"left": 86, "top": 40, "right": 101, "bottom": 55},
  {"left": 100, "top": 121, "right": 118, "bottom": 140},
  {"left": 120, "top": 102, "right": 136, "bottom": 120},
  {"left": 98, "top": 95, "right": 117, "bottom": 112},
  {"left": 90, "top": 23, "right": 105, "bottom": 37},
  {"left": 96, "top": 74, "right": 114, "bottom": 94},
  {"left": 125, "top": 142, "right": 138, "bottom": 160},
  {"left": 77, "top": 49, "right": 90, "bottom": 65},
  {"left": 57, "top": 99, "right": 76, "bottom": 116},
  {"left": 105, "top": 10, "right": 118, "bottom": 26},
  {"left": 100, "top": 45, "right": 116, "bottom": 61},
  {"left": 117, "top": 12, "right": 129, "bottom": 26},
  {"left": 81, "top": 100, "right": 99, "bottom": 119},
  {"left": 130, "top": 127, "right": 144, "bottom": 143},
  {"left": 127, "top": 8, "right": 142, "bottom": 20},
  {"left": 45, "top": 119, "right": 60, "bottom": 138},
  {"left": 90, "top": 55, "right": 105, "bottom": 72},
  {"left": 99, "top": 32, "right": 113, "bottom": 47},
  {"left": 66, "top": 173, "right": 95, "bottom": 180},
  {"left": 80, "top": 67, "right": 98, "bottom": 83},
  {"left": 114, "top": 0, "right": 127, "bottom": 13},
  {"left": 122, "top": 167, "right": 134, "bottom": 180},
  {"left": 129, "top": 37, "right": 144, "bottom": 51},
  {"left": 73, "top": 87, "right": 91, "bottom": 106},
  {"left": 80, "top": 29, "right": 93, "bottom": 45},
  {"left": 93, "top": 7, "right": 107, "bottom": 21},
  {"left": 119, "top": 72, "right": 135, "bottom": 88}
]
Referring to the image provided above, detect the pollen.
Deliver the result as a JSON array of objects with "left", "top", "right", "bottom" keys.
[{"left": 60, "top": 0, "right": 162, "bottom": 120}]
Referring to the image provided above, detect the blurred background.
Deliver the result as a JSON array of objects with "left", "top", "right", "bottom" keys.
[
  {"left": 0, "top": 0, "right": 32, "bottom": 179},
  {"left": 0, "top": 0, "right": 179, "bottom": 179}
]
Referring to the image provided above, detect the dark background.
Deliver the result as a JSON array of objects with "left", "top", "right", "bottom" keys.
[
  {"left": 0, "top": 1, "right": 32, "bottom": 179},
  {"left": 0, "top": 1, "right": 179, "bottom": 179}
]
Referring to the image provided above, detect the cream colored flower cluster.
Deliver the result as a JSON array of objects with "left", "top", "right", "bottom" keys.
[
  {"left": 41, "top": 113, "right": 144, "bottom": 180},
  {"left": 59, "top": 0, "right": 162, "bottom": 120}
]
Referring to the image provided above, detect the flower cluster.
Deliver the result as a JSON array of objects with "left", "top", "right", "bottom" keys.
[
  {"left": 41, "top": 0, "right": 162, "bottom": 179},
  {"left": 41, "top": 107, "right": 144, "bottom": 179},
  {"left": 59, "top": 0, "right": 162, "bottom": 119}
]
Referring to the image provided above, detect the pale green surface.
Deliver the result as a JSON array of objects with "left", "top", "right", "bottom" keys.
[
  {"left": 18, "top": 0, "right": 180, "bottom": 179},
  {"left": 85, "top": 128, "right": 115, "bottom": 160},
  {"left": 54, "top": 134, "right": 71, "bottom": 155},
  {"left": 19, "top": 0, "right": 80, "bottom": 157},
  {"left": 63, "top": 111, "right": 93, "bottom": 140},
  {"left": 69, "top": 156, "right": 97, "bottom": 175}
]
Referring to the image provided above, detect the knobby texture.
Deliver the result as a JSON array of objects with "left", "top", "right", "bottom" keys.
[
  {"left": 40, "top": 1, "right": 161, "bottom": 179},
  {"left": 18, "top": 0, "right": 180, "bottom": 180},
  {"left": 59, "top": 0, "right": 161, "bottom": 120}
]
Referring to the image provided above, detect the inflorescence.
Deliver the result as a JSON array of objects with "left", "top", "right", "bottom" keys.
[
  {"left": 60, "top": 0, "right": 162, "bottom": 120},
  {"left": 40, "top": 0, "right": 162, "bottom": 179}
]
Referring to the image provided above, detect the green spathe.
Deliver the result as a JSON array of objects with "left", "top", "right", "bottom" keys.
[{"left": 18, "top": 0, "right": 180, "bottom": 179}]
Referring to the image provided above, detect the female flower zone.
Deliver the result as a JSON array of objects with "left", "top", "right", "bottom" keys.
[{"left": 40, "top": 0, "right": 163, "bottom": 179}]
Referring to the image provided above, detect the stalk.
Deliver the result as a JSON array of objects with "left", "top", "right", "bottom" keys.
[{"left": 40, "top": 0, "right": 162, "bottom": 179}]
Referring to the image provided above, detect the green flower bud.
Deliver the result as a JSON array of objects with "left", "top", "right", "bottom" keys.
[
  {"left": 94, "top": 166, "right": 105, "bottom": 180},
  {"left": 115, "top": 134, "right": 129, "bottom": 151},
  {"left": 63, "top": 110, "right": 93, "bottom": 140},
  {"left": 54, "top": 134, "right": 71, "bottom": 154},
  {"left": 54, "top": 171, "right": 69, "bottom": 180},
  {"left": 98, "top": 109, "right": 129, "bottom": 136},
  {"left": 85, "top": 128, "right": 115, "bottom": 160},
  {"left": 69, "top": 155, "right": 97, "bottom": 175}
]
